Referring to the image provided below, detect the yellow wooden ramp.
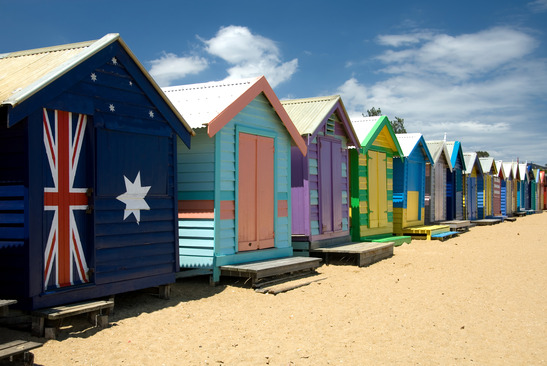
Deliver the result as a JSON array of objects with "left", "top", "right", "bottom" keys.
[{"left": 402, "top": 225, "right": 451, "bottom": 240}]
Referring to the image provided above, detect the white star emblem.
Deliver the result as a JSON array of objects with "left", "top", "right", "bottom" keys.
[
  {"left": 91, "top": 73, "right": 97, "bottom": 82},
  {"left": 129, "top": 81, "right": 133, "bottom": 86},
  {"left": 111, "top": 57, "right": 118, "bottom": 65},
  {"left": 149, "top": 110, "right": 154, "bottom": 118},
  {"left": 116, "top": 172, "right": 151, "bottom": 224},
  {"left": 109, "top": 104, "right": 115, "bottom": 112}
]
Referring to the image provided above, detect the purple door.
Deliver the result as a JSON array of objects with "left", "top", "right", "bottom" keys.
[{"left": 319, "top": 137, "right": 342, "bottom": 234}]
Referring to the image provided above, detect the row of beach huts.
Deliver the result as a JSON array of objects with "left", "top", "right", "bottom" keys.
[{"left": 1, "top": 33, "right": 545, "bottom": 319}]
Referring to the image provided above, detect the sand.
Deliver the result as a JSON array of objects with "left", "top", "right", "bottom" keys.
[{"left": 2, "top": 212, "right": 547, "bottom": 365}]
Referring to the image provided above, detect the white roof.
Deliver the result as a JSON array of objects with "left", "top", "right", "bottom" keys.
[
  {"left": 395, "top": 133, "right": 422, "bottom": 157},
  {"left": 479, "top": 157, "right": 495, "bottom": 174},
  {"left": 463, "top": 152, "right": 478, "bottom": 174},
  {"left": 162, "top": 77, "right": 261, "bottom": 129},
  {"left": 351, "top": 116, "right": 381, "bottom": 142}
]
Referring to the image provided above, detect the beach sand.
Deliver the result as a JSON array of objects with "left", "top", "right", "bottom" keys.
[{"left": 2, "top": 212, "right": 546, "bottom": 365}]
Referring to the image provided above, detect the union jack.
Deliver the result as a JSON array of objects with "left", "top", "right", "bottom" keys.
[{"left": 43, "top": 109, "right": 89, "bottom": 289}]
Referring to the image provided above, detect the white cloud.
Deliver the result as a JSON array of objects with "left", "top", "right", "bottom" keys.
[
  {"left": 336, "top": 78, "right": 369, "bottom": 118},
  {"left": 339, "top": 26, "right": 547, "bottom": 162},
  {"left": 149, "top": 52, "right": 208, "bottom": 86},
  {"left": 203, "top": 25, "right": 298, "bottom": 87},
  {"left": 377, "top": 27, "right": 538, "bottom": 81},
  {"left": 528, "top": 0, "right": 547, "bottom": 12}
]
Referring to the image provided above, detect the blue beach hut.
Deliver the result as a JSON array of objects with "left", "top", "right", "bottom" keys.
[{"left": 0, "top": 34, "right": 194, "bottom": 309}]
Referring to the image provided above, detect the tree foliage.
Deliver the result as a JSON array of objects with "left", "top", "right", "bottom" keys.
[
  {"left": 364, "top": 107, "right": 406, "bottom": 133},
  {"left": 476, "top": 151, "right": 490, "bottom": 158}
]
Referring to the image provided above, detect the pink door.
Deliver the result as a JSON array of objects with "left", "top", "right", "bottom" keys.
[{"left": 238, "top": 133, "right": 275, "bottom": 251}]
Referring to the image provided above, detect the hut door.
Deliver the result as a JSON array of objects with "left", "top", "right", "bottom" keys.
[
  {"left": 238, "top": 133, "right": 275, "bottom": 252},
  {"left": 42, "top": 109, "right": 93, "bottom": 291},
  {"left": 434, "top": 163, "right": 445, "bottom": 220},
  {"left": 368, "top": 151, "right": 388, "bottom": 228},
  {"left": 319, "top": 138, "right": 342, "bottom": 233}
]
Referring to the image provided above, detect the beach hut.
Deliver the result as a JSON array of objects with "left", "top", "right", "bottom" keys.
[
  {"left": 162, "top": 76, "right": 312, "bottom": 284},
  {"left": 424, "top": 140, "right": 453, "bottom": 224},
  {"left": 511, "top": 162, "right": 521, "bottom": 213},
  {"left": 280, "top": 96, "right": 360, "bottom": 250},
  {"left": 479, "top": 157, "right": 498, "bottom": 218},
  {"left": 445, "top": 141, "right": 466, "bottom": 220},
  {"left": 392, "top": 133, "right": 433, "bottom": 234},
  {"left": 495, "top": 160, "right": 508, "bottom": 216},
  {"left": 463, "top": 153, "right": 483, "bottom": 220},
  {"left": 502, "top": 162, "right": 515, "bottom": 215},
  {"left": 518, "top": 163, "right": 530, "bottom": 211},
  {"left": 349, "top": 116, "right": 410, "bottom": 245},
  {"left": 539, "top": 170, "right": 547, "bottom": 210},
  {"left": 0, "top": 34, "right": 194, "bottom": 310}
]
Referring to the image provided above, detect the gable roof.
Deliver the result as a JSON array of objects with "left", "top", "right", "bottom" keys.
[
  {"left": 519, "top": 163, "right": 528, "bottom": 181},
  {"left": 479, "top": 157, "right": 498, "bottom": 175},
  {"left": 162, "top": 76, "right": 306, "bottom": 155},
  {"left": 446, "top": 141, "right": 467, "bottom": 171},
  {"left": 495, "top": 160, "right": 506, "bottom": 179},
  {"left": 0, "top": 33, "right": 194, "bottom": 140},
  {"left": 426, "top": 140, "right": 454, "bottom": 171},
  {"left": 463, "top": 152, "right": 483, "bottom": 175},
  {"left": 280, "top": 95, "right": 360, "bottom": 148},
  {"left": 395, "top": 133, "right": 433, "bottom": 163},
  {"left": 502, "top": 162, "right": 514, "bottom": 180},
  {"left": 351, "top": 116, "right": 403, "bottom": 158}
]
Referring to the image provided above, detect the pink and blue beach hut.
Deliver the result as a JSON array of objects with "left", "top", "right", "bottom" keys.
[{"left": 163, "top": 76, "right": 307, "bottom": 283}]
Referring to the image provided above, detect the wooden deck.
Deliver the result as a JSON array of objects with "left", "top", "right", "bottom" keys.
[
  {"left": 220, "top": 257, "right": 322, "bottom": 286},
  {"left": 439, "top": 220, "right": 474, "bottom": 232},
  {"left": 310, "top": 242, "right": 394, "bottom": 267},
  {"left": 0, "top": 340, "right": 42, "bottom": 365},
  {"left": 470, "top": 218, "right": 502, "bottom": 226},
  {"left": 32, "top": 299, "right": 114, "bottom": 339},
  {"left": 402, "top": 225, "right": 451, "bottom": 240}
]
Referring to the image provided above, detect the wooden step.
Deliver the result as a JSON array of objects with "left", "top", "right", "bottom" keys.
[
  {"left": 402, "top": 225, "right": 450, "bottom": 240},
  {"left": 470, "top": 218, "right": 502, "bottom": 226},
  {"left": 311, "top": 242, "right": 394, "bottom": 267},
  {"left": 431, "top": 231, "right": 459, "bottom": 241},
  {"left": 220, "top": 257, "right": 322, "bottom": 285},
  {"left": 439, "top": 220, "right": 474, "bottom": 232},
  {"left": 0, "top": 340, "right": 42, "bottom": 365}
]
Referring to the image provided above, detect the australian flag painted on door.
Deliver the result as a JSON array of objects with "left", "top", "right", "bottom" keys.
[{"left": 43, "top": 108, "right": 93, "bottom": 291}]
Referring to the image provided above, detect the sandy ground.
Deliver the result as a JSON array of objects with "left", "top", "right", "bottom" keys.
[{"left": 2, "top": 212, "right": 547, "bottom": 365}]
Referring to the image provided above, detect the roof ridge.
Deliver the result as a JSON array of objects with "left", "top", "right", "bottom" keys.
[{"left": 0, "top": 40, "right": 96, "bottom": 59}]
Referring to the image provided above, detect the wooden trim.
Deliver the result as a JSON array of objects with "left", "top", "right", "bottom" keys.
[{"left": 206, "top": 76, "right": 307, "bottom": 156}]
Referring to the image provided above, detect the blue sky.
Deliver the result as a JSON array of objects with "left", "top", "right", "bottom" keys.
[{"left": 3, "top": 0, "right": 547, "bottom": 165}]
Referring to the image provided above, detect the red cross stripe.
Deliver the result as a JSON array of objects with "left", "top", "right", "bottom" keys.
[{"left": 43, "top": 109, "right": 90, "bottom": 289}]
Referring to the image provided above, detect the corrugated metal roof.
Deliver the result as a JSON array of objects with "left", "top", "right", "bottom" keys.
[
  {"left": 463, "top": 152, "right": 479, "bottom": 174},
  {"left": 495, "top": 160, "right": 505, "bottom": 179},
  {"left": 426, "top": 140, "right": 454, "bottom": 171},
  {"left": 519, "top": 163, "right": 528, "bottom": 180},
  {"left": 351, "top": 116, "right": 381, "bottom": 143},
  {"left": 507, "top": 163, "right": 513, "bottom": 178},
  {"left": 280, "top": 95, "right": 340, "bottom": 135},
  {"left": 426, "top": 141, "right": 443, "bottom": 161},
  {"left": 479, "top": 157, "right": 496, "bottom": 175},
  {"left": 395, "top": 133, "right": 422, "bottom": 157},
  {"left": 0, "top": 34, "right": 194, "bottom": 136},
  {"left": 0, "top": 40, "right": 94, "bottom": 105},
  {"left": 162, "top": 77, "right": 261, "bottom": 129}
]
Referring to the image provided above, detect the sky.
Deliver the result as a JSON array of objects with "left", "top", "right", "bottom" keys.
[{"left": 2, "top": 0, "right": 547, "bottom": 165}]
